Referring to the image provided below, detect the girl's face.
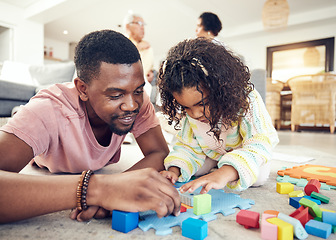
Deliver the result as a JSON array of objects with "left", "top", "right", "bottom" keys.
[{"left": 173, "top": 86, "right": 210, "bottom": 123}]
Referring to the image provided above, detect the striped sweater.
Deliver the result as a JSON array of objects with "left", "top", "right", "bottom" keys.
[{"left": 164, "top": 90, "right": 279, "bottom": 191}]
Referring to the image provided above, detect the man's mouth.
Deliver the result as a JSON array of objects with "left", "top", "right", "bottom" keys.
[{"left": 117, "top": 114, "right": 137, "bottom": 126}]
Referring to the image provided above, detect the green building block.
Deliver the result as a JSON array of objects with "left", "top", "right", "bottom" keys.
[
  {"left": 193, "top": 194, "right": 211, "bottom": 216},
  {"left": 311, "top": 191, "right": 330, "bottom": 204},
  {"left": 299, "top": 198, "right": 322, "bottom": 218}
]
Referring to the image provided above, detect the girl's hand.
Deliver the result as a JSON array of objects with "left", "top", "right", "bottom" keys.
[
  {"left": 179, "top": 165, "right": 239, "bottom": 194},
  {"left": 160, "top": 170, "right": 179, "bottom": 184}
]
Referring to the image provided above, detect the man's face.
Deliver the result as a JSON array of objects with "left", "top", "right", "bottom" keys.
[
  {"left": 84, "top": 61, "right": 145, "bottom": 135},
  {"left": 127, "top": 16, "right": 145, "bottom": 42}
]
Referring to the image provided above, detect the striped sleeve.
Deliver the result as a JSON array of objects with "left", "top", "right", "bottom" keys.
[
  {"left": 218, "top": 90, "right": 279, "bottom": 191},
  {"left": 164, "top": 118, "right": 207, "bottom": 182}
]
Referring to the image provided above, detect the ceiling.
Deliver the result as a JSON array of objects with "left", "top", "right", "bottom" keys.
[{"left": 2, "top": 0, "right": 336, "bottom": 59}]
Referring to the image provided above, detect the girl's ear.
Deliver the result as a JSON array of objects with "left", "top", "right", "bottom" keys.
[{"left": 74, "top": 77, "right": 89, "bottom": 101}]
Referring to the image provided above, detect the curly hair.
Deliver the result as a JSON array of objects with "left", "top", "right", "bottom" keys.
[
  {"left": 199, "top": 12, "right": 222, "bottom": 36},
  {"left": 158, "top": 38, "right": 253, "bottom": 140},
  {"left": 74, "top": 29, "right": 140, "bottom": 84}
]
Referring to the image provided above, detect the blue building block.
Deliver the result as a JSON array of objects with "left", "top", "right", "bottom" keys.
[
  {"left": 323, "top": 211, "right": 336, "bottom": 226},
  {"left": 289, "top": 197, "right": 302, "bottom": 209},
  {"left": 182, "top": 217, "right": 208, "bottom": 240},
  {"left": 305, "top": 219, "right": 332, "bottom": 239},
  {"left": 303, "top": 196, "right": 321, "bottom": 205},
  {"left": 112, "top": 210, "right": 139, "bottom": 233}
]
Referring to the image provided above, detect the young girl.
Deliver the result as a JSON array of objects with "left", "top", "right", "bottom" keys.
[{"left": 159, "top": 38, "right": 279, "bottom": 194}]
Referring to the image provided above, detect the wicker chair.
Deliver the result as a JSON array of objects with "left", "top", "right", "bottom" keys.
[{"left": 288, "top": 73, "right": 336, "bottom": 133}]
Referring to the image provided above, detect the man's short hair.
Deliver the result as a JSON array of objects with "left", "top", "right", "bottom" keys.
[{"left": 74, "top": 29, "right": 140, "bottom": 83}]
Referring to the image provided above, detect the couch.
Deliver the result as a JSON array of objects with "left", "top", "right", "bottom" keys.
[{"left": 0, "top": 61, "right": 76, "bottom": 117}]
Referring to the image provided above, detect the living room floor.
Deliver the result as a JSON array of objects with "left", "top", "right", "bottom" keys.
[{"left": 1, "top": 128, "right": 335, "bottom": 240}]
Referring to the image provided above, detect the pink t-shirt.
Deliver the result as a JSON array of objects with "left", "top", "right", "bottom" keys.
[{"left": 0, "top": 82, "right": 160, "bottom": 173}]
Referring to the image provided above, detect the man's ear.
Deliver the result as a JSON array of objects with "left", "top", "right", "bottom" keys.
[{"left": 74, "top": 77, "right": 89, "bottom": 101}]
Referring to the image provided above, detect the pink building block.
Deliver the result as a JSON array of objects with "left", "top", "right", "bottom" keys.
[
  {"left": 261, "top": 213, "right": 278, "bottom": 240},
  {"left": 304, "top": 179, "right": 321, "bottom": 196},
  {"left": 236, "top": 210, "right": 260, "bottom": 229}
]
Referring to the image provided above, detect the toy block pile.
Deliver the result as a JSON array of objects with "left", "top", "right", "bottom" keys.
[
  {"left": 235, "top": 178, "right": 335, "bottom": 239},
  {"left": 110, "top": 190, "right": 212, "bottom": 240},
  {"left": 179, "top": 190, "right": 212, "bottom": 240}
]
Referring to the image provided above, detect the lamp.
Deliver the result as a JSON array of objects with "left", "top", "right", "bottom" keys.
[{"left": 262, "top": 0, "right": 290, "bottom": 30}]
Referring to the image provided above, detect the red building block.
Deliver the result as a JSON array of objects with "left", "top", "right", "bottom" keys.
[
  {"left": 304, "top": 179, "right": 321, "bottom": 196},
  {"left": 289, "top": 206, "right": 313, "bottom": 227},
  {"left": 236, "top": 210, "right": 260, "bottom": 229},
  {"left": 180, "top": 204, "right": 187, "bottom": 213}
]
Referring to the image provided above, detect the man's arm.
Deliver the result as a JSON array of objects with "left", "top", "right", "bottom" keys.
[
  {"left": 0, "top": 132, "right": 179, "bottom": 223},
  {"left": 127, "top": 125, "right": 169, "bottom": 172}
]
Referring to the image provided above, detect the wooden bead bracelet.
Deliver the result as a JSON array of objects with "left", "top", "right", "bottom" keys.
[{"left": 76, "top": 170, "right": 94, "bottom": 211}]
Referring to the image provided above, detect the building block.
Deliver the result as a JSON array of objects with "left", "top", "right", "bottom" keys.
[
  {"left": 290, "top": 206, "right": 312, "bottom": 227},
  {"left": 263, "top": 210, "right": 279, "bottom": 216},
  {"left": 299, "top": 198, "right": 322, "bottom": 218},
  {"left": 182, "top": 218, "right": 207, "bottom": 240},
  {"left": 289, "top": 197, "right": 302, "bottom": 209},
  {"left": 303, "top": 195, "right": 321, "bottom": 205},
  {"left": 181, "top": 203, "right": 193, "bottom": 209},
  {"left": 179, "top": 189, "right": 195, "bottom": 206},
  {"left": 322, "top": 211, "right": 336, "bottom": 226},
  {"left": 332, "top": 225, "right": 336, "bottom": 233},
  {"left": 138, "top": 185, "right": 255, "bottom": 235},
  {"left": 193, "top": 194, "right": 211, "bottom": 216},
  {"left": 305, "top": 219, "right": 332, "bottom": 239},
  {"left": 288, "top": 190, "right": 304, "bottom": 198},
  {"left": 180, "top": 204, "right": 187, "bottom": 213},
  {"left": 261, "top": 213, "right": 278, "bottom": 240},
  {"left": 321, "top": 208, "right": 335, "bottom": 213},
  {"left": 278, "top": 213, "right": 308, "bottom": 240},
  {"left": 276, "top": 182, "right": 294, "bottom": 194},
  {"left": 111, "top": 210, "right": 139, "bottom": 233},
  {"left": 304, "top": 179, "right": 321, "bottom": 196},
  {"left": 277, "top": 174, "right": 336, "bottom": 190},
  {"left": 311, "top": 191, "right": 330, "bottom": 204},
  {"left": 267, "top": 217, "right": 293, "bottom": 240},
  {"left": 277, "top": 164, "right": 336, "bottom": 187},
  {"left": 236, "top": 210, "right": 260, "bottom": 229}
]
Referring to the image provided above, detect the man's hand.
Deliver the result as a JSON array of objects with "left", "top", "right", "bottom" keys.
[{"left": 86, "top": 168, "right": 180, "bottom": 220}]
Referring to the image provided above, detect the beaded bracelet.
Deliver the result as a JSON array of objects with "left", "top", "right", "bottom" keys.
[{"left": 76, "top": 170, "right": 94, "bottom": 211}]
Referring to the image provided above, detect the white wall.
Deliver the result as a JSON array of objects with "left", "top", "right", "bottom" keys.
[
  {"left": 0, "top": 2, "right": 44, "bottom": 65},
  {"left": 44, "top": 37, "right": 70, "bottom": 61},
  {"left": 224, "top": 19, "right": 336, "bottom": 74}
]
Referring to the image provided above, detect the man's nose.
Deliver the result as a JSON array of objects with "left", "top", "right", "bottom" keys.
[{"left": 120, "top": 95, "right": 137, "bottom": 111}]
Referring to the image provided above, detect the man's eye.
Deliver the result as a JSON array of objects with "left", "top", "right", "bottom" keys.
[
  {"left": 109, "top": 94, "right": 122, "bottom": 100},
  {"left": 135, "top": 89, "right": 144, "bottom": 95}
]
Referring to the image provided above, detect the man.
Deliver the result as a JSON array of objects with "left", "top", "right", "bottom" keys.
[
  {"left": 0, "top": 30, "right": 180, "bottom": 223},
  {"left": 123, "top": 12, "right": 154, "bottom": 88}
]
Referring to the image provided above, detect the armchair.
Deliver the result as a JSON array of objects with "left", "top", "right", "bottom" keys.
[{"left": 288, "top": 73, "right": 336, "bottom": 133}]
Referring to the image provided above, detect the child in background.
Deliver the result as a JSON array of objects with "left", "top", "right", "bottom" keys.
[{"left": 159, "top": 38, "right": 279, "bottom": 194}]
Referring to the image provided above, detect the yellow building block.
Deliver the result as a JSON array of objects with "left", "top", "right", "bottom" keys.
[
  {"left": 267, "top": 217, "right": 293, "bottom": 240},
  {"left": 276, "top": 182, "right": 294, "bottom": 194},
  {"left": 288, "top": 190, "right": 304, "bottom": 198},
  {"left": 320, "top": 208, "right": 335, "bottom": 213}
]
